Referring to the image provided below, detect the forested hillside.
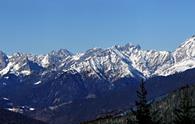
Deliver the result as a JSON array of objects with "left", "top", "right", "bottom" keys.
[{"left": 81, "top": 84, "right": 195, "bottom": 124}]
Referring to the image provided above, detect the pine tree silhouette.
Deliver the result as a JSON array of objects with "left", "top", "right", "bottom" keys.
[
  {"left": 173, "top": 85, "right": 195, "bottom": 124},
  {"left": 131, "top": 80, "right": 160, "bottom": 124}
]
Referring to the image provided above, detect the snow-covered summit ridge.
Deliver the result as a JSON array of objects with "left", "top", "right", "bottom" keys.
[
  {"left": 1, "top": 35, "right": 195, "bottom": 81},
  {"left": 173, "top": 36, "right": 195, "bottom": 63},
  {"left": 158, "top": 35, "right": 195, "bottom": 76}
]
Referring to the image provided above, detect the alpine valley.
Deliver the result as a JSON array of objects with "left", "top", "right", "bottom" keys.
[{"left": 1, "top": 36, "right": 195, "bottom": 124}]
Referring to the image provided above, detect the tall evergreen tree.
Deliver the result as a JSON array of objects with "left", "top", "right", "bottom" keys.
[
  {"left": 173, "top": 85, "right": 195, "bottom": 124},
  {"left": 131, "top": 80, "right": 159, "bottom": 124}
]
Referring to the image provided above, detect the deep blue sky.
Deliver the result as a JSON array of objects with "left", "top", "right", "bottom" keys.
[{"left": 0, "top": 0, "right": 195, "bottom": 54}]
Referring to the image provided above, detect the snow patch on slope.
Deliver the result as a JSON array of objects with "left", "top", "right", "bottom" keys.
[{"left": 34, "top": 81, "right": 42, "bottom": 85}]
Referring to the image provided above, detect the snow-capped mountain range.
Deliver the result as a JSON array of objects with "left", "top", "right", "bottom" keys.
[
  {"left": 0, "top": 35, "right": 195, "bottom": 82},
  {"left": 1, "top": 35, "right": 195, "bottom": 124}
]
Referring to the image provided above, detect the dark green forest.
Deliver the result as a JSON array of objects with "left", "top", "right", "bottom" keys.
[{"left": 81, "top": 82, "right": 195, "bottom": 124}]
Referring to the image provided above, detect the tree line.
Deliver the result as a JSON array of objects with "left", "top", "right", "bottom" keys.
[
  {"left": 81, "top": 80, "right": 195, "bottom": 124},
  {"left": 128, "top": 80, "right": 195, "bottom": 124}
]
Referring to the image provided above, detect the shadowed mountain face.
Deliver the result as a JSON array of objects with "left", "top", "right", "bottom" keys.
[
  {"left": 29, "top": 68, "right": 195, "bottom": 124},
  {"left": 0, "top": 108, "right": 47, "bottom": 124},
  {"left": 0, "top": 68, "right": 195, "bottom": 124}
]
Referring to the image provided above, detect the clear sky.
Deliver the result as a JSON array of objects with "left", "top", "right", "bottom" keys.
[{"left": 0, "top": 0, "right": 195, "bottom": 54}]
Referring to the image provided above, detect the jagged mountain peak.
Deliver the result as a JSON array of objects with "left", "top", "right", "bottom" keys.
[
  {"left": 178, "top": 35, "right": 195, "bottom": 48},
  {"left": 124, "top": 43, "right": 141, "bottom": 49},
  {"left": 49, "top": 49, "right": 72, "bottom": 57},
  {"left": 173, "top": 35, "right": 195, "bottom": 63},
  {"left": 111, "top": 43, "right": 141, "bottom": 52},
  {"left": 0, "top": 51, "right": 8, "bottom": 70},
  {"left": 0, "top": 50, "right": 6, "bottom": 55},
  {"left": 155, "top": 35, "right": 195, "bottom": 76},
  {"left": 39, "top": 49, "right": 72, "bottom": 68},
  {"left": 1, "top": 36, "right": 195, "bottom": 80},
  {"left": 84, "top": 48, "right": 104, "bottom": 56}
]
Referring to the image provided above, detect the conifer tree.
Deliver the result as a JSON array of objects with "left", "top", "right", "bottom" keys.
[
  {"left": 131, "top": 80, "right": 160, "bottom": 124},
  {"left": 173, "top": 85, "right": 195, "bottom": 124}
]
